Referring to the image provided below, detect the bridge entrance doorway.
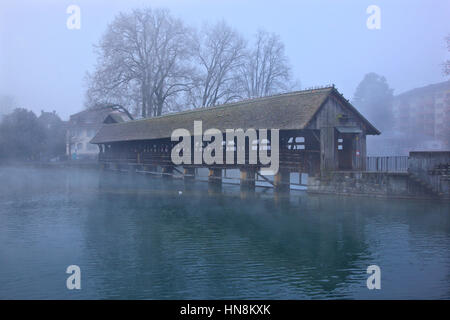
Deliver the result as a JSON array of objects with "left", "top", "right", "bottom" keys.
[{"left": 337, "top": 134, "right": 354, "bottom": 170}]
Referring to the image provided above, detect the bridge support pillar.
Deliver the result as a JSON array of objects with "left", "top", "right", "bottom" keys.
[
  {"left": 240, "top": 168, "right": 256, "bottom": 190},
  {"left": 162, "top": 166, "right": 174, "bottom": 178},
  {"left": 183, "top": 167, "right": 195, "bottom": 180},
  {"left": 208, "top": 168, "right": 222, "bottom": 185},
  {"left": 208, "top": 169, "right": 222, "bottom": 194},
  {"left": 274, "top": 169, "right": 290, "bottom": 192},
  {"left": 208, "top": 168, "right": 222, "bottom": 194}
]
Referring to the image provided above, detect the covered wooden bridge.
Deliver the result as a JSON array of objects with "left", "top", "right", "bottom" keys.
[{"left": 91, "top": 87, "right": 380, "bottom": 190}]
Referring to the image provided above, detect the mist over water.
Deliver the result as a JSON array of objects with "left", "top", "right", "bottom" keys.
[{"left": 0, "top": 166, "right": 449, "bottom": 299}]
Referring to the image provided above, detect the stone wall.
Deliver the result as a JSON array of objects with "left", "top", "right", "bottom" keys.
[
  {"left": 408, "top": 151, "right": 450, "bottom": 195},
  {"left": 307, "top": 171, "right": 445, "bottom": 200}
]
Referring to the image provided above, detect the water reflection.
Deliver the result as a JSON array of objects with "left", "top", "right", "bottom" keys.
[{"left": 0, "top": 166, "right": 449, "bottom": 299}]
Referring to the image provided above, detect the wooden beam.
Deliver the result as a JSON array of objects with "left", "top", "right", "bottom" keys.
[{"left": 256, "top": 171, "right": 274, "bottom": 186}]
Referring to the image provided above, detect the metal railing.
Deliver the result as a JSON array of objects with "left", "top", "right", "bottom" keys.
[{"left": 366, "top": 156, "right": 408, "bottom": 172}]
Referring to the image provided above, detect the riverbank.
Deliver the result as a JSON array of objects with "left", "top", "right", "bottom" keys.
[{"left": 307, "top": 171, "right": 450, "bottom": 201}]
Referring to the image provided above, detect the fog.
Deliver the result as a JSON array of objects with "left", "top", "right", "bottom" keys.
[
  {"left": 1, "top": 0, "right": 449, "bottom": 119},
  {"left": 0, "top": 1, "right": 450, "bottom": 300}
]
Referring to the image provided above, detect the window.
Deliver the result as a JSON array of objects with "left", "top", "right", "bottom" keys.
[
  {"left": 252, "top": 139, "right": 258, "bottom": 151},
  {"left": 252, "top": 139, "right": 271, "bottom": 151},
  {"left": 226, "top": 140, "right": 236, "bottom": 152},
  {"left": 338, "top": 138, "right": 343, "bottom": 150},
  {"left": 260, "top": 138, "right": 271, "bottom": 151},
  {"left": 287, "top": 137, "right": 305, "bottom": 150}
]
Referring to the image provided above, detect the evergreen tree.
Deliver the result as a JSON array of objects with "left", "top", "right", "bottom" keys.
[
  {"left": 0, "top": 109, "right": 45, "bottom": 161},
  {"left": 352, "top": 73, "right": 394, "bottom": 134}
]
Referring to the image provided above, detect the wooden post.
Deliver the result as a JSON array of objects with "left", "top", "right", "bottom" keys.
[
  {"left": 208, "top": 168, "right": 222, "bottom": 182},
  {"left": 274, "top": 169, "right": 290, "bottom": 192},
  {"left": 161, "top": 166, "right": 173, "bottom": 178},
  {"left": 240, "top": 168, "right": 256, "bottom": 190},
  {"left": 207, "top": 168, "right": 222, "bottom": 194},
  {"left": 240, "top": 168, "right": 255, "bottom": 199},
  {"left": 183, "top": 167, "right": 195, "bottom": 180},
  {"left": 208, "top": 168, "right": 222, "bottom": 185}
]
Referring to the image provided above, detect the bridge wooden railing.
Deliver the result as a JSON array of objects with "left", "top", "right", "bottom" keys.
[
  {"left": 366, "top": 156, "right": 408, "bottom": 173},
  {"left": 98, "top": 149, "right": 321, "bottom": 173}
]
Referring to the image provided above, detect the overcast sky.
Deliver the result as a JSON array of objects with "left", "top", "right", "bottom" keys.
[{"left": 1, "top": 0, "right": 449, "bottom": 119}]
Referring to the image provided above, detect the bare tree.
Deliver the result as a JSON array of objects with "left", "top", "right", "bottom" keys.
[
  {"left": 240, "top": 30, "right": 296, "bottom": 98},
  {"left": 86, "top": 10, "right": 301, "bottom": 114},
  {"left": 85, "top": 73, "right": 141, "bottom": 116},
  {"left": 189, "top": 21, "right": 247, "bottom": 108},
  {"left": 85, "top": 8, "right": 194, "bottom": 118}
]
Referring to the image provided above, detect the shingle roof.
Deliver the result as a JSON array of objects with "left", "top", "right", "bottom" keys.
[
  {"left": 70, "top": 108, "right": 114, "bottom": 124},
  {"left": 103, "top": 112, "right": 131, "bottom": 124},
  {"left": 91, "top": 87, "right": 378, "bottom": 144}
]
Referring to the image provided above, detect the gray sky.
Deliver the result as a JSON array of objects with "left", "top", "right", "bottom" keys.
[{"left": 1, "top": 0, "right": 449, "bottom": 120}]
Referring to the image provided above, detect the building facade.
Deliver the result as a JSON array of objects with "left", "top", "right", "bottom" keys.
[
  {"left": 392, "top": 81, "right": 450, "bottom": 150},
  {"left": 66, "top": 107, "right": 132, "bottom": 160}
]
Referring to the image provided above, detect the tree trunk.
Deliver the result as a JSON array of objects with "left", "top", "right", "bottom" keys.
[{"left": 141, "top": 84, "right": 147, "bottom": 118}]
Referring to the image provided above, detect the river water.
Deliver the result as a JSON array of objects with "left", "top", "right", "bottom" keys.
[{"left": 0, "top": 166, "right": 449, "bottom": 299}]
